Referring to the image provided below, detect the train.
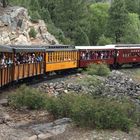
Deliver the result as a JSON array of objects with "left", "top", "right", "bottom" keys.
[{"left": 0, "top": 44, "right": 140, "bottom": 88}]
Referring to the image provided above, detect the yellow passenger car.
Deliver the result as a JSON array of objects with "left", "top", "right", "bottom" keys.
[
  {"left": 12, "top": 45, "right": 45, "bottom": 81},
  {"left": 44, "top": 45, "right": 78, "bottom": 72}
]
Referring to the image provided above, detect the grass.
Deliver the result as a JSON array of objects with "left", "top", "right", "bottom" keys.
[
  {"left": 133, "top": 69, "right": 140, "bottom": 81},
  {"left": 84, "top": 63, "right": 110, "bottom": 77}
]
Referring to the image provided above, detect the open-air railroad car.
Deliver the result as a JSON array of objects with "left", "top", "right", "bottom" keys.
[
  {"left": 1, "top": 44, "right": 140, "bottom": 89},
  {"left": 11, "top": 45, "right": 45, "bottom": 81},
  {"left": 76, "top": 46, "right": 115, "bottom": 68}
]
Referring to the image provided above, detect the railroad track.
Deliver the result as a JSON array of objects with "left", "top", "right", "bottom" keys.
[
  {"left": 0, "top": 64, "right": 140, "bottom": 95},
  {"left": 0, "top": 69, "right": 79, "bottom": 94}
]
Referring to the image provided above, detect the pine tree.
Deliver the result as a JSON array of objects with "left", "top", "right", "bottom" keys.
[
  {"left": 75, "top": 26, "right": 90, "bottom": 45},
  {"left": 125, "top": 0, "right": 140, "bottom": 14},
  {"left": 107, "top": 0, "right": 128, "bottom": 43},
  {"left": 54, "top": 0, "right": 90, "bottom": 45}
]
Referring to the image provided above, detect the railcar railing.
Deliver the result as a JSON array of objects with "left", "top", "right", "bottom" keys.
[
  {"left": 0, "top": 65, "right": 13, "bottom": 88},
  {"left": 13, "top": 62, "right": 44, "bottom": 81}
]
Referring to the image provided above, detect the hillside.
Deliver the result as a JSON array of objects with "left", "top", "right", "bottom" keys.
[{"left": 0, "top": 6, "right": 59, "bottom": 45}]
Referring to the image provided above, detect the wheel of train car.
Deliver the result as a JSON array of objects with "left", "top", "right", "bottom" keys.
[{"left": 116, "top": 63, "right": 122, "bottom": 69}]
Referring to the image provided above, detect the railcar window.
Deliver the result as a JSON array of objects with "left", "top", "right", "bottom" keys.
[
  {"left": 73, "top": 52, "right": 75, "bottom": 60},
  {"left": 58, "top": 52, "right": 60, "bottom": 62},
  {"left": 64, "top": 52, "right": 66, "bottom": 61},
  {"left": 47, "top": 51, "right": 77, "bottom": 63},
  {"left": 67, "top": 52, "right": 69, "bottom": 61},
  {"left": 52, "top": 52, "right": 54, "bottom": 62},
  {"left": 71, "top": 52, "right": 73, "bottom": 60},
  {"left": 69, "top": 52, "right": 71, "bottom": 60},
  {"left": 72, "top": 52, "right": 74, "bottom": 60}
]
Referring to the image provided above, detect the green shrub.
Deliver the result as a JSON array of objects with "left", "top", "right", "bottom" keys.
[
  {"left": 45, "top": 94, "right": 133, "bottom": 132},
  {"left": 71, "top": 96, "right": 132, "bottom": 132},
  {"left": 8, "top": 85, "right": 137, "bottom": 131},
  {"left": 29, "top": 11, "right": 41, "bottom": 23},
  {"left": 46, "top": 94, "right": 75, "bottom": 118},
  {"left": 85, "top": 63, "right": 110, "bottom": 76},
  {"left": 29, "top": 27, "right": 37, "bottom": 38},
  {"left": 8, "top": 85, "right": 47, "bottom": 110}
]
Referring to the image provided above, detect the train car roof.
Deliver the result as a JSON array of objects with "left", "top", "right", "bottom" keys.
[
  {"left": 43, "top": 45, "right": 75, "bottom": 50},
  {"left": 11, "top": 45, "right": 46, "bottom": 53},
  {"left": 43, "top": 45, "right": 76, "bottom": 51},
  {"left": 0, "top": 45, "right": 13, "bottom": 52},
  {"left": 75, "top": 45, "right": 115, "bottom": 50},
  {"left": 115, "top": 44, "right": 140, "bottom": 49}
]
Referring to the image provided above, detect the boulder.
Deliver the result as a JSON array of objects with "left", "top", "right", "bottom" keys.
[
  {"left": 0, "top": 112, "right": 12, "bottom": 124},
  {"left": 15, "top": 34, "right": 30, "bottom": 45},
  {"left": 29, "top": 118, "right": 71, "bottom": 137},
  {"left": 0, "top": 99, "right": 8, "bottom": 106}
]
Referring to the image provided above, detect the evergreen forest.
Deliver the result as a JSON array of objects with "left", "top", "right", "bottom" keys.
[{"left": 8, "top": 0, "right": 140, "bottom": 45}]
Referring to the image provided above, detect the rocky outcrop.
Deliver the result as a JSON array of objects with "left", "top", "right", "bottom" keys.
[
  {"left": 0, "top": 6, "right": 59, "bottom": 45},
  {"left": 38, "top": 81, "right": 83, "bottom": 97},
  {"left": 38, "top": 71, "right": 140, "bottom": 105},
  {"left": 104, "top": 71, "right": 140, "bottom": 104}
]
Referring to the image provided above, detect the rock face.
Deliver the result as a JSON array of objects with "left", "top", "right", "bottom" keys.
[{"left": 0, "top": 6, "right": 59, "bottom": 45}]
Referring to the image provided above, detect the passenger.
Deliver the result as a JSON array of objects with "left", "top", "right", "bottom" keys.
[
  {"left": 101, "top": 52, "right": 104, "bottom": 59},
  {"left": 23, "top": 54, "right": 27, "bottom": 63},
  {"left": 38, "top": 54, "right": 43, "bottom": 62},
  {"left": 91, "top": 52, "right": 95, "bottom": 59},
  {"left": 16, "top": 54, "right": 20, "bottom": 65},
  {"left": 7, "top": 58, "right": 13, "bottom": 67},
  {"left": 31, "top": 54, "right": 35, "bottom": 63},
  {"left": 1, "top": 56, "right": 6, "bottom": 67},
  {"left": 104, "top": 51, "right": 108, "bottom": 59},
  {"left": 82, "top": 52, "right": 85, "bottom": 60},
  {"left": 19, "top": 53, "right": 24, "bottom": 64},
  {"left": 107, "top": 51, "right": 110, "bottom": 58},
  {"left": 88, "top": 52, "right": 91, "bottom": 60},
  {"left": 28, "top": 54, "right": 32, "bottom": 63},
  {"left": 95, "top": 52, "right": 98, "bottom": 59}
]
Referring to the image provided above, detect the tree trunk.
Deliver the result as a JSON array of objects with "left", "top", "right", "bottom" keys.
[{"left": 2, "top": 0, "right": 7, "bottom": 8}]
